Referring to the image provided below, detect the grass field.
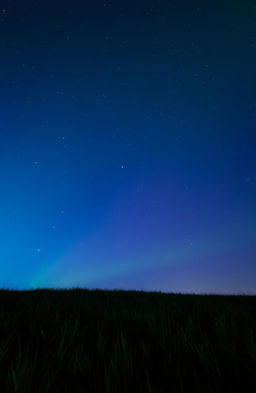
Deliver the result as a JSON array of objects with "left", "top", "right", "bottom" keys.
[{"left": 0, "top": 287, "right": 255, "bottom": 392}]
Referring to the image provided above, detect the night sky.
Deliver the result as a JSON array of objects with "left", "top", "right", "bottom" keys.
[{"left": 1, "top": 1, "right": 255, "bottom": 294}]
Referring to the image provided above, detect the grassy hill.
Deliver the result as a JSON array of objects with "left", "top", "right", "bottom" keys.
[{"left": 0, "top": 287, "right": 255, "bottom": 392}]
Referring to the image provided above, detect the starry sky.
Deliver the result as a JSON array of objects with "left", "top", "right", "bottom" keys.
[{"left": 0, "top": 0, "right": 255, "bottom": 294}]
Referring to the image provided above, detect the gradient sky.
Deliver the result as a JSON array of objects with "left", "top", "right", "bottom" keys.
[{"left": 0, "top": 0, "right": 255, "bottom": 294}]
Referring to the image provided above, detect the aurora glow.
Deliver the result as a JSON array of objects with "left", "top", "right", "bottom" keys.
[{"left": 0, "top": 0, "right": 255, "bottom": 294}]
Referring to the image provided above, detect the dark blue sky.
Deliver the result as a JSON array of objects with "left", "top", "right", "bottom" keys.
[{"left": 1, "top": 0, "right": 255, "bottom": 293}]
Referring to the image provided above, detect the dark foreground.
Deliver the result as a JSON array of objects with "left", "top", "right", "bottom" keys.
[{"left": 0, "top": 288, "right": 255, "bottom": 393}]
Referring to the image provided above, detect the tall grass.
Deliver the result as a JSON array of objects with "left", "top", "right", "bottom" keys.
[{"left": 0, "top": 287, "right": 255, "bottom": 392}]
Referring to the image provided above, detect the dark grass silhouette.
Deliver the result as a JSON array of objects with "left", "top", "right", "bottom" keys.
[{"left": 0, "top": 286, "right": 255, "bottom": 392}]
